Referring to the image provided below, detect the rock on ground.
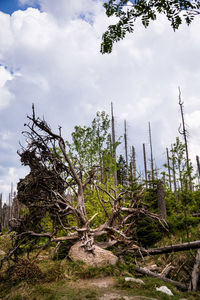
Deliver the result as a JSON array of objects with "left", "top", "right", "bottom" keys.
[
  {"left": 68, "top": 242, "right": 118, "bottom": 267},
  {"left": 125, "top": 277, "right": 145, "bottom": 284},
  {"left": 156, "top": 286, "right": 173, "bottom": 296}
]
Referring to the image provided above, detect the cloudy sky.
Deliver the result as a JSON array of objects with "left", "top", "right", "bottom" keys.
[{"left": 0, "top": 0, "right": 200, "bottom": 201}]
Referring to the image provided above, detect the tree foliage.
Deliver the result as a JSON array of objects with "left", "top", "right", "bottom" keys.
[
  {"left": 66, "top": 111, "right": 120, "bottom": 184},
  {"left": 101, "top": 0, "right": 200, "bottom": 53}
]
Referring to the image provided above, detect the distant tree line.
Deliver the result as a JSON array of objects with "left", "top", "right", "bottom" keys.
[{"left": 0, "top": 187, "right": 20, "bottom": 232}]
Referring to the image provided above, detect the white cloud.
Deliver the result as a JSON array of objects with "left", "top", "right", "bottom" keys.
[
  {"left": 0, "top": 1, "right": 200, "bottom": 199},
  {"left": 19, "top": 0, "right": 103, "bottom": 23},
  {"left": 0, "top": 67, "right": 13, "bottom": 87},
  {"left": 0, "top": 66, "right": 14, "bottom": 111},
  {"left": 11, "top": 8, "right": 57, "bottom": 51},
  {"left": 0, "top": 166, "right": 28, "bottom": 201},
  {"left": 0, "top": 12, "right": 14, "bottom": 58}
]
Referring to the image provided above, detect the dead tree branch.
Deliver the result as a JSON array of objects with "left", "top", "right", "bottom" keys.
[{"left": 135, "top": 266, "right": 187, "bottom": 291}]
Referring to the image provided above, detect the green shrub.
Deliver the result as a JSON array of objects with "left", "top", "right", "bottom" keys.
[{"left": 134, "top": 216, "right": 164, "bottom": 248}]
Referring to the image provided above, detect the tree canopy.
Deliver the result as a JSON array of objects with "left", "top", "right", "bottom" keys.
[{"left": 101, "top": 0, "right": 200, "bottom": 54}]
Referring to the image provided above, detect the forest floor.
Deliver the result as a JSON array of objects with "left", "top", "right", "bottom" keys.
[
  {"left": 0, "top": 253, "right": 200, "bottom": 300},
  {"left": 1, "top": 272, "right": 200, "bottom": 300},
  {"left": 1, "top": 233, "right": 200, "bottom": 300}
]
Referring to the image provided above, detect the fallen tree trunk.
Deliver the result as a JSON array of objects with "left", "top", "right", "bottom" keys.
[
  {"left": 192, "top": 213, "right": 200, "bottom": 217},
  {"left": 135, "top": 266, "right": 187, "bottom": 291},
  {"left": 125, "top": 240, "right": 200, "bottom": 257},
  {"left": 146, "top": 240, "right": 200, "bottom": 256}
]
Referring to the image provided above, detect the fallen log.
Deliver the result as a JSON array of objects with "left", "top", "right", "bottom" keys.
[
  {"left": 147, "top": 240, "right": 200, "bottom": 256},
  {"left": 135, "top": 266, "right": 187, "bottom": 291},
  {"left": 192, "top": 213, "right": 200, "bottom": 217},
  {"left": 126, "top": 240, "right": 200, "bottom": 257}
]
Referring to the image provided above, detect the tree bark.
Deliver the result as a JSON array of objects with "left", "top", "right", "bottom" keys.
[
  {"left": 146, "top": 240, "right": 200, "bottom": 256},
  {"left": 166, "top": 147, "right": 172, "bottom": 190},
  {"left": 143, "top": 143, "right": 148, "bottom": 188},
  {"left": 111, "top": 102, "right": 118, "bottom": 186},
  {"left": 124, "top": 120, "right": 128, "bottom": 178},
  {"left": 126, "top": 240, "right": 200, "bottom": 257},
  {"left": 196, "top": 155, "right": 200, "bottom": 178},
  {"left": 171, "top": 146, "right": 177, "bottom": 194},
  {"left": 157, "top": 180, "right": 167, "bottom": 219},
  {"left": 148, "top": 122, "right": 154, "bottom": 182},
  {"left": 178, "top": 87, "right": 192, "bottom": 191}
]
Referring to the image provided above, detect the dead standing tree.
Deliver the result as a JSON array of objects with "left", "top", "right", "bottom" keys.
[
  {"left": 111, "top": 102, "right": 118, "bottom": 186},
  {"left": 1, "top": 106, "right": 163, "bottom": 267},
  {"left": 178, "top": 87, "right": 192, "bottom": 191}
]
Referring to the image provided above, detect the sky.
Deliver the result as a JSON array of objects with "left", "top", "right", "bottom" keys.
[
  {"left": 0, "top": 0, "right": 200, "bottom": 202},
  {"left": 0, "top": 0, "right": 40, "bottom": 14}
]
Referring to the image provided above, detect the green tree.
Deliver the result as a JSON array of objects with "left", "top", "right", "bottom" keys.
[
  {"left": 67, "top": 111, "right": 120, "bottom": 184},
  {"left": 117, "top": 154, "right": 127, "bottom": 185},
  {"left": 101, "top": 0, "right": 200, "bottom": 53}
]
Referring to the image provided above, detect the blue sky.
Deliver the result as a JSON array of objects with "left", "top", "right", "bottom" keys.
[{"left": 0, "top": 0, "right": 40, "bottom": 14}]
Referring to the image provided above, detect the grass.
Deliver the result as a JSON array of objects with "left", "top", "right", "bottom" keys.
[
  {"left": 115, "top": 276, "right": 200, "bottom": 300},
  {"left": 1, "top": 257, "right": 200, "bottom": 300},
  {"left": 1, "top": 272, "right": 200, "bottom": 300},
  {"left": 0, "top": 280, "right": 98, "bottom": 300},
  {"left": 1, "top": 229, "right": 200, "bottom": 300}
]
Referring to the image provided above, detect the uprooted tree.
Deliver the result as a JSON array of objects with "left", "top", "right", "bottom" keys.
[
  {"left": 2, "top": 106, "right": 200, "bottom": 291},
  {"left": 0, "top": 106, "right": 163, "bottom": 267}
]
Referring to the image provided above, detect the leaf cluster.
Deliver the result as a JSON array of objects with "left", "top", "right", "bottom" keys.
[{"left": 101, "top": 0, "right": 200, "bottom": 53}]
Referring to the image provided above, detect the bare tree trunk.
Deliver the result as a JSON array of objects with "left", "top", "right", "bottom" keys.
[
  {"left": 111, "top": 102, "right": 118, "bottom": 186},
  {"left": 124, "top": 120, "right": 128, "bottom": 178},
  {"left": 10, "top": 182, "right": 13, "bottom": 219},
  {"left": 2, "top": 203, "right": 9, "bottom": 230},
  {"left": 196, "top": 155, "right": 200, "bottom": 179},
  {"left": 171, "top": 147, "right": 177, "bottom": 194},
  {"left": 157, "top": 180, "right": 167, "bottom": 219},
  {"left": 132, "top": 146, "right": 136, "bottom": 181},
  {"left": 97, "top": 126, "right": 103, "bottom": 183},
  {"left": 146, "top": 240, "right": 200, "bottom": 256},
  {"left": 148, "top": 122, "right": 154, "bottom": 182},
  {"left": 178, "top": 161, "right": 183, "bottom": 191},
  {"left": 143, "top": 143, "right": 148, "bottom": 188},
  {"left": 12, "top": 195, "right": 20, "bottom": 219},
  {"left": 166, "top": 147, "right": 172, "bottom": 190},
  {"left": 178, "top": 87, "right": 192, "bottom": 191},
  {"left": 9, "top": 194, "right": 11, "bottom": 221},
  {"left": 189, "top": 249, "right": 200, "bottom": 291}
]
